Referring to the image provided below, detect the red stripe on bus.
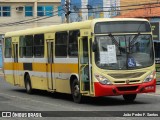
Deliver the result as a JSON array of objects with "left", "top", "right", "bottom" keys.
[{"left": 94, "top": 79, "right": 156, "bottom": 97}]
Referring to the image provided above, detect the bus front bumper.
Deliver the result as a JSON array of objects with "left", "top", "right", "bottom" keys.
[{"left": 94, "top": 79, "right": 156, "bottom": 97}]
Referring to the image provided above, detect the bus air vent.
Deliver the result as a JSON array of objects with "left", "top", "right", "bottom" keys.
[
  {"left": 117, "top": 86, "right": 138, "bottom": 91},
  {"left": 114, "top": 80, "right": 140, "bottom": 84}
]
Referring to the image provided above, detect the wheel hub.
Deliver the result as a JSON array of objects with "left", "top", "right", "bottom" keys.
[{"left": 26, "top": 82, "right": 30, "bottom": 90}]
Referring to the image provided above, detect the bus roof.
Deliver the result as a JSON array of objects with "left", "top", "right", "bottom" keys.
[{"left": 5, "top": 18, "right": 149, "bottom": 37}]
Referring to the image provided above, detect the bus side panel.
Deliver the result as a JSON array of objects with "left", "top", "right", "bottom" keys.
[
  {"left": 3, "top": 62, "right": 14, "bottom": 85},
  {"left": 19, "top": 74, "right": 25, "bottom": 87},
  {"left": 18, "top": 62, "right": 25, "bottom": 87},
  {"left": 54, "top": 63, "right": 72, "bottom": 94},
  {"left": 31, "top": 76, "right": 48, "bottom": 90},
  {"left": 30, "top": 62, "right": 48, "bottom": 90},
  {"left": 55, "top": 79, "right": 71, "bottom": 93},
  {"left": 54, "top": 60, "right": 78, "bottom": 94}
]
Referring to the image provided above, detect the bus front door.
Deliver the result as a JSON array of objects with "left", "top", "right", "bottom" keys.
[
  {"left": 13, "top": 43, "right": 19, "bottom": 85},
  {"left": 47, "top": 40, "right": 55, "bottom": 90},
  {"left": 78, "top": 37, "right": 93, "bottom": 95}
]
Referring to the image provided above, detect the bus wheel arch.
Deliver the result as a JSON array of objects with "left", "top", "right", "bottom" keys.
[
  {"left": 24, "top": 72, "right": 32, "bottom": 94},
  {"left": 70, "top": 75, "right": 82, "bottom": 103}
]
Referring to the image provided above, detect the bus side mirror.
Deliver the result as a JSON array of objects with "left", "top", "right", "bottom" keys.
[{"left": 92, "top": 41, "right": 97, "bottom": 52}]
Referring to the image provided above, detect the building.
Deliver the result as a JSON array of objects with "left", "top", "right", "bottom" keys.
[
  {"left": 120, "top": 0, "right": 160, "bottom": 15},
  {"left": 61, "top": 0, "right": 120, "bottom": 22},
  {"left": 0, "top": 0, "right": 61, "bottom": 34},
  {"left": 115, "top": 2, "right": 160, "bottom": 42},
  {"left": 0, "top": 0, "right": 61, "bottom": 68}
]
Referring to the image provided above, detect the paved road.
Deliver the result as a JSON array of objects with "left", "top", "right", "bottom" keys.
[{"left": 0, "top": 77, "right": 160, "bottom": 120}]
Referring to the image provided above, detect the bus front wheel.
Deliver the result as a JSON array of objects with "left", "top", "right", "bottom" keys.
[
  {"left": 25, "top": 74, "right": 32, "bottom": 94},
  {"left": 71, "top": 79, "right": 82, "bottom": 103},
  {"left": 123, "top": 94, "right": 137, "bottom": 102}
]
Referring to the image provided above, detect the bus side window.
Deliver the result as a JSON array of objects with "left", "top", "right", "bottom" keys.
[
  {"left": 4, "top": 37, "right": 12, "bottom": 58},
  {"left": 19, "top": 36, "right": 25, "bottom": 58},
  {"left": 55, "top": 31, "right": 68, "bottom": 57},
  {"left": 24, "top": 35, "right": 33, "bottom": 57},
  {"left": 20, "top": 36, "right": 33, "bottom": 58},
  {"left": 68, "top": 30, "right": 80, "bottom": 57},
  {"left": 34, "top": 34, "right": 44, "bottom": 57}
]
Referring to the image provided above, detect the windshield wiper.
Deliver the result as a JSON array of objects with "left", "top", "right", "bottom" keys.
[
  {"left": 108, "top": 33, "right": 119, "bottom": 47},
  {"left": 130, "top": 32, "right": 140, "bottom": 47},
  {"left": 108, "top": 33, "right": 126, "bottom": 52}
]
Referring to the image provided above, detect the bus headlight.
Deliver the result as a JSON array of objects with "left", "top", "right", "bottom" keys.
[
  {"left": 143, "top": 71, "right": 156, "bottom": 83},
  {"left": 94, "top": 74, "right": 112, "bottom": 85}
]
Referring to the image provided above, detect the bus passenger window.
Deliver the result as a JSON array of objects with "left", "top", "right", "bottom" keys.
[
  {"left": 19, "top": 36, "right": 25, "bottom": 58},
  {"left": 55, "top": 31, "right": 68, "bottom": 57},
  {"left": 68, "top": 30, "right": 79, "bottom": 57},
  {"left": 20, "top": 35, "right": 33, "bottom": 57},
  {"left": 4, "top": 37, "right": 12, "bottom": 58},
  {"left": 34, "top": 34, "right": 44, "bottom": 57}
]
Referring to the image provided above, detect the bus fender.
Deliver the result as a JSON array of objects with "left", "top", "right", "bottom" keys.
[
  {"left": 70, "top": 73, "right": 79, "bottom": 81},
  {"left": 69, "top": 73, "right": 79, "bottom": 91},
  {"left": 24, "top": 71, "right": 32, "bottom": 83}
]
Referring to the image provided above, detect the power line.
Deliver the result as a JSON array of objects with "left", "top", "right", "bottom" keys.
[
  {"left": 70, "top": 2, "right": 160, "bottom": 10},
  {"left": 1, "top": 1, "right": 160, "bottom": 27},
  {"left": 71, "top": 0, "right": 159, "bottom": 6},
  {"left": 70, "top": 4, "right": 160, "bottom": 13}
]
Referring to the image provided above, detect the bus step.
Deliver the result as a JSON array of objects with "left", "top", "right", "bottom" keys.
[
  {"left": 48, "top": 89, "right": 56, "bottom": 93},
  {"left": 81, "top": 91, "right": 89, "bottom": 94}
]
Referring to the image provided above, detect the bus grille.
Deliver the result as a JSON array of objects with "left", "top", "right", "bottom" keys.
[
  {"left": 117, "top": 86, "right": 138, "bottom": 91},
  {"left": 108, "top": 72, "right": 145, "bottom": 79},
  {"left": 114, "top": 80, "right": 140, "bottom": 84}
]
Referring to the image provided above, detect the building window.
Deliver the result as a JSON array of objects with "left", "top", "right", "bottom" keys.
[
  {"left": 58, "top": 6, "right": 62, "bottom": 16},
  {"left": 34, "top": 34, "right": 44, "bottom": 57},
  {"left": 55, "top": 32, "right": 68, "bottom": 57},
  {"left": 5, "top": 37, "right": 12, "bottom": 58},
  {"left": 25, "top": 6, "right": 33, "bottom": 16},
  {"left": 68, "top": 30, "right": 79, "bottom": 57},
  {"left": 0, "top": 6, "right": 11, "bottom": 17},
  {"left": 37, "top": 6, "right": 53, "bottom": 16},
  {"left": 19, "top": 35, "right": 33, "bottom": 58}
]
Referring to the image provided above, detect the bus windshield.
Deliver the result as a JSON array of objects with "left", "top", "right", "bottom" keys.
[{"left": 94, "top": 34, "right": 154, "bottom": 70}]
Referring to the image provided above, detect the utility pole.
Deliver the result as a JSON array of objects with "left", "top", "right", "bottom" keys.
[{"left": 65, "top": 0, "right": 70, "bottom": 23}]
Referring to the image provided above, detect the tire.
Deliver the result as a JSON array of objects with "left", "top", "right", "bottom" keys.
[
  {"left": 25, "top": 74, "right": 32, "bottom": 94},
  {"left": 71, "top": 78, "right": 82, "bottom": 103},
  {"left": 123, "top": 94, "right": 137, "bottom": 103}
]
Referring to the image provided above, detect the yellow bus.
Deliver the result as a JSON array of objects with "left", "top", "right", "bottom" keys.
[{"left": 3, "top": 18, "right": 156, "bottom": 103}]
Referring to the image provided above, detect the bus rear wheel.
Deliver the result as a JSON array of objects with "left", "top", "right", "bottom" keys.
[
  {"left": 71, "top": 79, "right": 82, "bottom": 103},
  {"left": 123, "top": 94, "right": 137, "bottom": 102},
  {"left": 25, "top": 74, "right": 32, "bottom": 94}
]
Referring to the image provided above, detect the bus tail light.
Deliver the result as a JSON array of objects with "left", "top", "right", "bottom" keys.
[
  {"left": 94, "top": 74, "right": 112, "bottom": 85},
  {"left": 143, "top": 71, "right": 156, "bottom": 83}
]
